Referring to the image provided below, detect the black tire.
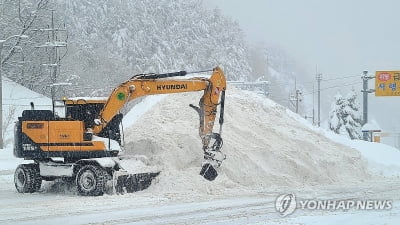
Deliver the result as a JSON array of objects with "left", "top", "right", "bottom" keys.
[
  {"left": 14, "top": 164, "right": 42, "bottom": 193},
  {"left": 75, "top": 165, "right": 106, "bottom": 196}
]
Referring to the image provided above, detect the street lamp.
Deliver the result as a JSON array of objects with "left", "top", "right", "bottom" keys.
[{"left": 0, "top": 34, "right": 28, "bottom": 149}]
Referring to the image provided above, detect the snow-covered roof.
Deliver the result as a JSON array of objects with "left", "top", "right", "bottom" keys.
[{"left": 362, "top": 122, "right": 381, "bottom": 132}]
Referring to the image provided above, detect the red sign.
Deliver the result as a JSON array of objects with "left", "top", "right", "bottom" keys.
[{"left": 378, "top": 72, "right": 391, "bottom": 81}]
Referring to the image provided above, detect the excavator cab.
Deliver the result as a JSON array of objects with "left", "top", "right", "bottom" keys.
[
  {"left": 63, "top": 98, "right": 123, "bottom": 144},
  {"left": 64, "top": 98, "right": 106, "bottom": 128}
]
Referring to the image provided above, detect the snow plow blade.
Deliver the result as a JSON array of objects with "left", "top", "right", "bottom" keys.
[
  {"left": 200, "top": 163, "right": 218, "bottom": 181},
  {"left": 114, "top": 172, "right": 160, "bottom": 193}
]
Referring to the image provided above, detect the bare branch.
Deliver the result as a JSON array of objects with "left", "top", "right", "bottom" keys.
[
  {"left": 18, "top": 0, "right": 23, "bottom": 24},
  {"left": 1, "top": 0, "right": 49, "bottom": 66},
  {"left": 37, "top": 0, "right": 49, "bottom": 10}
]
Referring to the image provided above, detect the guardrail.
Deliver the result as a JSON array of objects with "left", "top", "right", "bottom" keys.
[{"left": 227, "top": 81, "right": 269, "bottom": 96}]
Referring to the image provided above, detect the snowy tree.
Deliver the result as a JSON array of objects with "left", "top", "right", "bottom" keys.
[
  {"left": 328, "top": 91, "right": 362, "bottom": 139},
  {"left": 53, "top": 0, "right": 252, "bottom": 97},
  {"left": 0, "top": 0, "right": 59, "bottom": 93},
  {"left": 4, "top": 0, "right": 311, "bottom": 102},
  {"left": 248, "top": 44, "right": 268, "bottom": 80},
  {"left": 262, "top": 45, "right": 308, "bottom": 107},
  {"left": 329, "top": 93, "right": 347, "bottom": 135},
  {"left": 3, "top": 0, "right": 254, "bottom": 98},
  {"left": 343, "top": 90, "right": 363, "bottom": 139}
]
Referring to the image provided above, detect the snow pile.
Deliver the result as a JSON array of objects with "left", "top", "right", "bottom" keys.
[
  {"left": 122, "top": 87, "right": 370, "bottom": 194},
  {"left": 347, "top": 141, "right": 400, "bottom": 177},
  {"left": 285, "top": 109, "right": 400, "bottom": 177},
  {"left": 326, "top": 137, "right": 400, "bottom": 177},
  {"left": 122, "top": 95, "right": 166, "bottom": 128}
]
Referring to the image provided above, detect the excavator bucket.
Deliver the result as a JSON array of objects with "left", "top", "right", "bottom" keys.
[
  {"left": 200, "top": 163, "right": 218, "bottom": 181},
  {"left": 113, "top": 172, "right": 160, "bottom": 193}
]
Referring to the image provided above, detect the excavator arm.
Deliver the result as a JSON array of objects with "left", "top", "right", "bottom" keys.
[{"left": 93, "top": 67, "right": 227, "bottom": 180}]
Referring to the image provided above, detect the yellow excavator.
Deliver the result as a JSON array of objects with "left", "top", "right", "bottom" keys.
[{"left": 13, "top": 67, "right": 226, "bottom": 196}]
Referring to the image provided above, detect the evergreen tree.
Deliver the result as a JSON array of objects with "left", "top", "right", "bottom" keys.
[
  {"left": 343, "top": 90, "right": 363, "bottom": 139},
  {"left": 328, "top": 91, "right": 362, "bottom": 139},
  {"left": 57, "top": 0, "right": 252, "bottom": 97},
  {"left": 3, "top": 0, "right": 307, "bottom": 104},
  {"left": 2, "top": 0, "right": 253, "bottom": 98},
  {"left": 329, "top": 93, "right": 346, "bottom": 135}
]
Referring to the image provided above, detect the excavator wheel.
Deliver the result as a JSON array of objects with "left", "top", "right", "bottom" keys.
[
  {"left": 76, "top": 165, "right": 106, "bottom": 196},
  {"left": 200, "top": 163, "right": 218, "bottom": 181},
  {"left": 14, "top": 164, "right": 42, "bottom": 193}
]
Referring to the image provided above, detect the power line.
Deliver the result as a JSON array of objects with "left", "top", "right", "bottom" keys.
[
  {"left": 321, "top": 75, "right": 360, "bottom": 82},
  {"left": 301, "top": 74, "right": 360, "bottom": 86},
  {"left": 320, "top": 82, "right": 359, "bottom": 92},
  {"left": 301, "top": 79, "right": 360, "bottom": 96},
  {"left": 269, "top": 79, "right": 360, "bottom": 102}
]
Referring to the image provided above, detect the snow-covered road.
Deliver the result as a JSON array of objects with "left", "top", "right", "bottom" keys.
[{"left": 1, "top": 172, "right": 399, "bottom": 225}]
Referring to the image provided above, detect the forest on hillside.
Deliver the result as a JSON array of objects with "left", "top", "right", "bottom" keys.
[{"left": 1, "top": 0, "right": 305, "bottom": 104}]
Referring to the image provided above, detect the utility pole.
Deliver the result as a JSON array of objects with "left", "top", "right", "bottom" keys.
[
  {"left": 35, "top": 10, "right": 67, "bottom": 113},
  {"left": 266, "top": 55, "right": 269, "bottom": 78},
  {"left": 296, "top": 90, "right": 299, "bottom": 113},
  {"left": 0, "top": 40, "right": 4, "bottom": 150},
  {"left": 294, "top": 78, "right": 298, "bottom": 113},
  {"left": 316, "top": 73, "right": 322, "bottom": 127},
  {"left": 361, "top": 70, "right": 375, "bottom": 140},
  {"left": 295, "top": 89, "right": 302, "bottom": 113},
  {"left": 312, "top": 83, "right": 315, "bottom": 124},
  {"left": 289, "top": 79, "right": 302, "bottom": 114},
  {"left": 50, "top": 10, "right": 57, "bottom": 104}
]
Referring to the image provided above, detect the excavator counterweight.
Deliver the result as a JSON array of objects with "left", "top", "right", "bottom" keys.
[{"left": 13, "top": 67, "right": 227, "bottom": 195}]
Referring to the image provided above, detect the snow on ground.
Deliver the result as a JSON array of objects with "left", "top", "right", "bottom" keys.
[
  {"left": 345, "top": 141, "right": 400, "bottom": 176},
  {"left": 1, "top": 81, "right": 400, "bottom": 224},
  {"left": 285, "top": 103, "right": 400, "bottom": 177}
]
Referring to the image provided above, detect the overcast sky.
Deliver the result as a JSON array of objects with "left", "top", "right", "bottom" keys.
[
  {"left": 205, "top": 0, "right": 400, "bottom": 139},
  {"left": 205, "top": 0, "right": 400, "bottom": 77}
]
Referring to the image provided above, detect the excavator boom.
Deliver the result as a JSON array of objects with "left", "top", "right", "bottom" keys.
[
  {"left": 94, "top": 68, "right": 225, "bottom": 131},
  {"left": 95, "top": 66, "right": 226, "bottom": 180}
]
